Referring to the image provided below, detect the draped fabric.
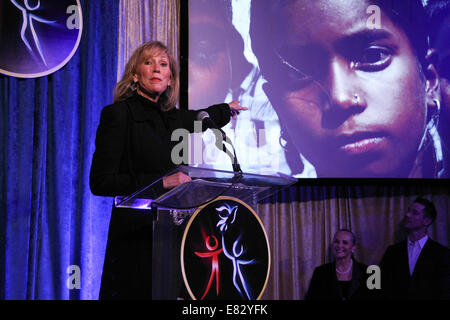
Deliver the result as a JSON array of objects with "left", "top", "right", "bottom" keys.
[
  {"left": 258, "top": 182, "right": 450, "bottom": 300},
  {"left": 1, "top": 0, "right": 119, "bottom": 300},
  {"left": 117, "top": 0, "right": 179, "bottom": 81}
]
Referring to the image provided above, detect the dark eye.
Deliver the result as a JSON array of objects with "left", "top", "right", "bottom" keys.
[
  {"left": 353, "top": 46, "right": 392, "bottom": 71},
  {"left": 189, "top": 23, "right": 227, "bottom": 68},
  {"left": 190, "top": 39, "right": 225, "bottom": 67}
]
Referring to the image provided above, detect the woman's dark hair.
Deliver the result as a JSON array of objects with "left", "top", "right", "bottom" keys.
[
  {"left": 425, "top": 0, "right": 450, "bottom": 46},
  {"left": 250, "top": 0, "right": 430, "bottom": 77},
  {"left": 335, "top": 229, "right": 357, "bottom": 245},
  {"left": 373, "top": 0, "right": 430, "bottom": 70}
]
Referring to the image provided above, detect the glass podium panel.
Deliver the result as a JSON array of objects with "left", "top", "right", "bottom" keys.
[
  {"left": 112, "top": 166, "right": 297, "bottom": 300},
  {"left": 114, "top": 165, "right": 297, "bottom": 211}
]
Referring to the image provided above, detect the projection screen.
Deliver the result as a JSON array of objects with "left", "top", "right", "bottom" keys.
[{"left": 187, "top": 0, "right": 450, "bottom": 179}]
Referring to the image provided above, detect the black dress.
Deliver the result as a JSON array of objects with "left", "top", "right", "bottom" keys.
[
  {"left": 90, "top": 93, "right": 230, "bottom": 299},
  {"left": 305, "top": 259, "right": 373, "bottom": 300}
]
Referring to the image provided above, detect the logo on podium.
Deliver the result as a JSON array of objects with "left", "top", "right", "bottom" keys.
[{"left": 181, "top": 196, "right": 270, "bottom": 300}]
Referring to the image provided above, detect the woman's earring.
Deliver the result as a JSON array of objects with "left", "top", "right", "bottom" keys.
[
  {"left": 431, "top": 98, "right": 441, "bottom": 127},
  {"left": 130, "top": 81, "right": 138, "bottom": 91},
  {"left": 279, "top": 128, "right": 289, "bottom": 149},
  {"left": 434, "top": 98, "right": 441, "bottom": 114}
]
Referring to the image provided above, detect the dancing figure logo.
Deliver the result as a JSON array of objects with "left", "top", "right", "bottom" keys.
[
  {"left": 194, "top": 235, "right": 223, "bottom": 300},
  {"left": 0, "top": 0, "right": 82, "bottom": 78},
  {"left": 181, "top": 197, "right": 270, "bottom": 300}
]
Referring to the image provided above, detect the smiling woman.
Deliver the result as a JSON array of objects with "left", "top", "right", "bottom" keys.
[
  {"left": 250, "top": 0, "right": 445, "bottom": 178},
  {"left": 305, "top": 229, "right": 375, "bottom": 300}
]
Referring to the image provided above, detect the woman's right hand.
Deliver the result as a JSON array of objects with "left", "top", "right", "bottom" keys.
[
  {"left": 162, "top": 171, "right": 192, "bottom": 189},
  {"left": 228, "top": 100, "right": 248, "bottom": 119}
]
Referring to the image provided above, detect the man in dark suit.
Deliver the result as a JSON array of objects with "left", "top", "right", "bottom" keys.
[{"left": 380, "top": 198, "right": 450, "bottom": 299}]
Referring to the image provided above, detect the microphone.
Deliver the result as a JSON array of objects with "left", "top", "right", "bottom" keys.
[
  {"left": 196, "top": 111, "right": 242, "bottom": 174},
  {"left": 196, "top": 111, "right": 226, "bottom": 140}
]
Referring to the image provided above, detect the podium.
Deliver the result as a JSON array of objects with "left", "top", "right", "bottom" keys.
[{"left": 114, "top": 166, "right": 296, "bottom": 299}]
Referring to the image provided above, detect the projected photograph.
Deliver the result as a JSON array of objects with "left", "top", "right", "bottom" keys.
[{"left": 188, "top": 0, "right": 450, "bottom": 179}]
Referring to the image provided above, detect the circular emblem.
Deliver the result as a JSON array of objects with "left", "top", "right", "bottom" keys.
[
  {"left": 0, "top": 0, "right": 83, "bottom": 78},
  {"left": 181, "top": 196, "right": 270, "bottom": 300}
]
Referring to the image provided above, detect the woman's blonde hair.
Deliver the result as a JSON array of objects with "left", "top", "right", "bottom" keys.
[{"left": 113, "top": 41, "right": 179, "bottom": 111}]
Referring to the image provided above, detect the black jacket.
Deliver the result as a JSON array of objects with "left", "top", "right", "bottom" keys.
[
  {"left": 90, "top": 93, "right": 230, "bottom": 196},
  {"left": 305, "top": 259, "right": 374, "bottom": 300},
  {"left": 90, "top": 93, "right": 230, "bottom": 299},
  {"left": 380, "top": 238, "right": 450, "bottom": 300}
]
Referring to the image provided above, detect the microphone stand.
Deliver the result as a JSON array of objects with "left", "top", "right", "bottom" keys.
[
  {"left": 209, "top": 125, "right": 242, "bottom": 175},
  {"left": 198, "top": 111, "right": 243, "bottom": 175}
]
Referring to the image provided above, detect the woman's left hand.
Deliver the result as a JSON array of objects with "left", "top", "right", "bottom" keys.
[{"left": 227, "top": 100, "right": 248, "bottom": 119}]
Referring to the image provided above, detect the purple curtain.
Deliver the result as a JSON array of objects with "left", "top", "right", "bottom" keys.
[{"left": 1, "top": 0, "right": 119, "bottom": 300}]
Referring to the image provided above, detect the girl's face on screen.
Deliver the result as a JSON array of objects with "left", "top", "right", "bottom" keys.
[
  {"left": 188, "top": 10, "right": 231, "bottom": 110},
  {"left": 265, "top": 0, "right": 430, "bottom": 177}
]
